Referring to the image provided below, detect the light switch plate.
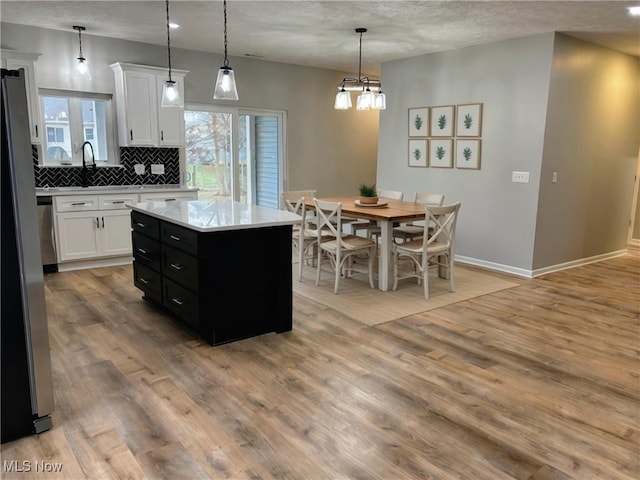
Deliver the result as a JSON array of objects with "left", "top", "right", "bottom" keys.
[
  {"left": 151, "top": 164, "right": 165, "bottom": 175},
  {"left": 512, "top": 171, "right": 530, "bottom": 183}
]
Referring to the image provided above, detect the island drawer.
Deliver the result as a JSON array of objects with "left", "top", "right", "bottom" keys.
[
  {"left": 161, "top": 222, "right": 198, "bottom": 255},
  {"left": 163, "top": 278, "right": 199, "bottom": 329},
  {"left": 131, "top": 211, "right": 160, "bottom": 239},
  {"left": 132, "top": 232, "right": 160, "bottom": 269},
  {"left": 133, "top": 262, "right": 162, "bottom": 304},
  {"left": 161, "top": 244, "right": 198, "bottom": 292}
]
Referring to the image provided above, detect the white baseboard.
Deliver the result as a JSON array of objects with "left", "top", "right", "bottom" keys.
[
  {"left": 455, "top": 249, "right": 628, "bottom": 279},
  {"left": 57, "top": 256, "right": 133, "bottom": 272}
]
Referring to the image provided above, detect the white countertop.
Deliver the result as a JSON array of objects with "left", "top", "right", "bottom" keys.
[
  {"left": 130, "top": 199, "right": 301, "bottom": 232},
  {"left": 35, "top": 185, "right": 198, "bottom": 196}
]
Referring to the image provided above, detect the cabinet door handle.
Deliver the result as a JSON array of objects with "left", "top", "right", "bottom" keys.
[
  {"left": 130, "top": 129, "right": 133, "bottom": 141},
  {"left": 170, "top": 263, "right": 184, "bottom": 271},
  {"left": 138, "top": 277, "right": 150, "bottom": 285},
  {"left": 72, "top": 202, "right": 86, "bottom": 206},
  {"left": 96, "top": 217, "right": 100, "bottom": 228},
  {"left": 171, "top": 297, "right": 184, "bottom": 306},
  {"left": 35, "top": 124, "right": 38, "bottom": 138},
  {"left": 136, "top": 222, "right": 147, "bottom": 228},
  {"left": 101, "top": 217, "right": 105, "bottom": 228},
  {"left": 161, "top": 130, "right": 164, "bottom": 142},
  {"left": 169, "top": 235, "right": 181, "bottom": 241},
  {"left": 137, "top": 248, "right": 149, "bottom": 254}
]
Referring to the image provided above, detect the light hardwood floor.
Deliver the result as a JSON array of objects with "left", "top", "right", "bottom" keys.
[{"left": 1, "top": 253, "right": 638, "bottom": 479}]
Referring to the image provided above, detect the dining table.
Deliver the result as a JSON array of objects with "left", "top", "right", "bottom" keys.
[{"left": 306, "top": 196, "right": 427, "bottom": 291}]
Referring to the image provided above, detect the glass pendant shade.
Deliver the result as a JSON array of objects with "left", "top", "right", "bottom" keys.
[
  {"left": 214, "top": 66, "right": 239, "bottom": 100},
  {"left": 74, "top": 57, "right": 91, "bottom": 79},
  {"left": 372, "top": 91, "right": 386, "bottom": 110},
  {"left": 161, "top": 80, "right": 182, "bottom": 107},
  {"left": 356, "top": 90, "right": 373, "bottom": 110},
  {"left": 334, "top": 89, "right": 352, "bottom": 109}
]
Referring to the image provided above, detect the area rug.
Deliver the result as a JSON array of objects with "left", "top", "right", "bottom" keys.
[{"left": 292, "top": 264, "right": 520, "bottom": 327}]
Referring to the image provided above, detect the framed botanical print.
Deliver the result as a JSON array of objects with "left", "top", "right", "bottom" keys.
[
  {"left": 430, "top": 105, "right": 454, "bottom": 137},
  {"left": 408, "top": 107, "right": 429, "bottom": 137},
  {"left": 408, "top": 139, "right": 427, "bottom": 167},
  {"left": 455, "top": 139, "right": 482, "bottom": 169},
  {"left": 456, "top": 103, "right": 483, "bottom": 137},
  {"left": 429, "top": 139, "right": 453, "bottom": 168}
]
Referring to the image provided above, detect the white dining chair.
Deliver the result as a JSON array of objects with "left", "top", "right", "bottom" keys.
[
  {"left": 392, "top": 192, "right": 445, "bottom": 243},
  {"left": 351, "top": 189, "right": 404, "bottom": 243},
  {"left": 313, "top": 198, "right": 376, "bottom": 294},
  {"left": 392, "top": 202, "right": 461, "bottom": 300}
]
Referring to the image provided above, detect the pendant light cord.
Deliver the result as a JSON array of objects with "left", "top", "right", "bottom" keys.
[
  {"left": 223, "top": 0, "right": 230, "bottom": 67},
  {"left": 165, "top": 0, "right": 173, "bottom": 81},
  {"left": 358, "top": 30, "right": 363, "bottom": 82}
]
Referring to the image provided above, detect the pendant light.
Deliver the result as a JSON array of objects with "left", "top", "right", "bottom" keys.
[
  {"left": 213, "top": 0, "right": 239, "bottom": 101},
  {"left": 161, "top": 0, "right": 183, "bottom": 107},
  {"left": 72, "top": 26, "right": 91, "bottom": 79},
  {"left": 335, "top": 28, "right": 386, "bottom": 111}
]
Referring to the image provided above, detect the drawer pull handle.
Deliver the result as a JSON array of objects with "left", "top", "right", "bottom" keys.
[
  {"left": 112, "top": 200, "right": 125, "bottom": 204},
  {"left": 165, "top": 198, "right": 177, "bottom": 202},
  {"left": 139, "top": 277, "right": 150, "bottom": 285},
  {"left": 137, "top": 248, "right": 149, "bottom": 254},
  {"left": 169, "top": 235, "right": 181, "bottom": 241},
  {"left": 170, "top": 263, "right": 184, "bottom": 271},
  {"left": 71, "top": 202, "right": 86, "bottom": 206},
  {"left": 171, "top": 297, "right": 184, "bottom": 306}
]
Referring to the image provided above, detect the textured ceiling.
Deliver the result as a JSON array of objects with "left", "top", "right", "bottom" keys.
[{"left": 1, "top": 1, "right": 639, "bottom": 75}]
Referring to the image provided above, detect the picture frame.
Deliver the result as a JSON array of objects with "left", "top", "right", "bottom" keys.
[
  {"left": 456, "top": 103, "right": 483, "bottom": 137},
  {"left": 455, "top": 139, "right": 482, "bottom": 170},
  {"left": 408, "top": 107, "right": 429, "bottom": 137},
  {"left": 430, "top": 105, "right": 454, "bottom": 137},
  {"left": 429, "top": 139, "right": 453, "bottom": 168},
  {"left": 408, "top": 139, "right": 428, "bottom": 167}
]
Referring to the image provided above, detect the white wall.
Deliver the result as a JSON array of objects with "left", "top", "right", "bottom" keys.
[
  {"left": 378, "top": 34, "right": 555, "bottom": 273},
  {"left": 1, "top": 22, "right": 379, "bottom": 197}
]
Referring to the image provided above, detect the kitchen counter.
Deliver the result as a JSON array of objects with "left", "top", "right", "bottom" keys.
[
  {"left": 129, "top": 199, "right": 301, "bottom": 232},
  {"left": 130, "top": 199, "right": 299, "bottom": 346},
  {"left": 36, "top": 185, "right": 198, "bottom": 196}
]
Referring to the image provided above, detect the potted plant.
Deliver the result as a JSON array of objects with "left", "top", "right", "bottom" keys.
[{"left": 358, "top": 183, "right": 378, "bottom": 204}]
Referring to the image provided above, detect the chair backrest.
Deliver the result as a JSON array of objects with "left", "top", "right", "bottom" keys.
[
  {"left": 313, "top": 198, "right": 344, "bottom": 241},
  {"left": 413, "top": 192, "right": 445, "bottom": 206},
  {"left": 281, "top": 190, "right": 316, "bottom": 209},
  {"left": 377, "top": 189, "right": 404, "bottom": 201},
  {"left": 424, "top": 202, "right": 461, "bottom": 250}
]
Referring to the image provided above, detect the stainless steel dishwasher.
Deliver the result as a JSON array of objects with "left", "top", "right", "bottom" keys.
[{"left": 36, "top": 195, "right": 58, "bottom": 273}]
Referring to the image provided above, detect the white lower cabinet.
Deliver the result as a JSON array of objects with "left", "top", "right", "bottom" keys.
[{"left": 55, "top": 194, "right": 138, "bottom": 262}]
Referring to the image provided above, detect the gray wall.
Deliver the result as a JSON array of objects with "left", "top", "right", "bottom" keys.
[
  {"left": 0, "top": 22, "right": 378, "bottom": 197},
  {"left": 378, "top": 34, "right": 555, "bottom": 274},
  {"left": 534, "top": 34, "right": 640, "bottom": 268}
]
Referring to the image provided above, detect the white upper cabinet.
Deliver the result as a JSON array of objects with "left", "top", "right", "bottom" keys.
[
  {"left": 1, "top": 50, "right": 42, "bottom": 144},
  {"left": 110, "top": 62, "right": 187, "bottom": 147}
]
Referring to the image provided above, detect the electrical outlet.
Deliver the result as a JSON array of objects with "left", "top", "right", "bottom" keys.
[
  {"left": 151, "top": 164, "right": 165, "bottom": 175},
  {"left": 552, "top": 171, "right": 558, "bottom": 183},
  {"left": 512, "top": 171, "right": 530, "bottom": 183}
]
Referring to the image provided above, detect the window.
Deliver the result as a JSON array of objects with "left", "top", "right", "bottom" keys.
[{"left": 40, "top": 89, "right": 117, "bottom": 166}]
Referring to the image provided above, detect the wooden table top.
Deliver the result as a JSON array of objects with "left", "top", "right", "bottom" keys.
[{"left": 307, "top": 196, "right": 426, "bottom": 222}]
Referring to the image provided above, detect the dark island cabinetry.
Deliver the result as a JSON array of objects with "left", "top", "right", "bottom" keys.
[{"left": 131, "top": 209, "right": 294, "bottom": 346}]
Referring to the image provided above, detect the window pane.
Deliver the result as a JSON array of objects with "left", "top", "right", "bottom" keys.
[
  {"left": 42, "top": 96, "right": 72, "bottom": 161},
  {"left": 81, "top": 99, "right": 108, "bottom": 161}
]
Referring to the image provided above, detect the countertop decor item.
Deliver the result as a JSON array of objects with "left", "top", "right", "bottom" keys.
[{"left": 358, "top": 183, "right": 378, "bottom": 204}]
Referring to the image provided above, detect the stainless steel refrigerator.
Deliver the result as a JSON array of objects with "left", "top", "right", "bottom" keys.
[{"left": 1, "top": 68, "right": 54, "bottom": 443}]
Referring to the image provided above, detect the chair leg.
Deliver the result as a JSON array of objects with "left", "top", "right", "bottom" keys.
[
  {"left": 297, "top": 240, "right": 304, "bottom": 282},
  {"left": 315, "top": 247, "right": 322, "bottom": 286},
  {"left": 368, "top": 249, "right": 375, "bottom": 289},
  {"left": 448, "top": 255, "right": 455, "bottom": 292},
  {"left": 392, "top": 250, "right": 398, "bottom": 291}
]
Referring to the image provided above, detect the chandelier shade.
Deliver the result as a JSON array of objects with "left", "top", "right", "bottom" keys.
[{"left": 335, "top": 28, "right": 386, "bottom": 110}]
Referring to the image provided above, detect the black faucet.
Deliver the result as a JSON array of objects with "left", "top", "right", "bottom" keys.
[{"left": 81, "top": 141, "right": 96, "bottom": 188}]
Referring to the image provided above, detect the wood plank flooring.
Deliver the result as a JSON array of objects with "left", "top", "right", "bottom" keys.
[{"left": 1, "top": 253, "right": 638, "bottom": 479}]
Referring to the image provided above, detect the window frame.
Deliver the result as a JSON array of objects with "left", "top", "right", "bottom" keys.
[{"left": 39, "top": 88, "right": 118, "bottom": 166}]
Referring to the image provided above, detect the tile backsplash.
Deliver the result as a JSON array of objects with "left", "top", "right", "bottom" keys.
[{"left": 33, "top": 146, "right": 180, "bottom": 188}]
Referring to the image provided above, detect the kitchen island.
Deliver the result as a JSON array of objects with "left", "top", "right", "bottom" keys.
[{"left": 129, "top": 199, "right": 301, "bottom": 346}]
